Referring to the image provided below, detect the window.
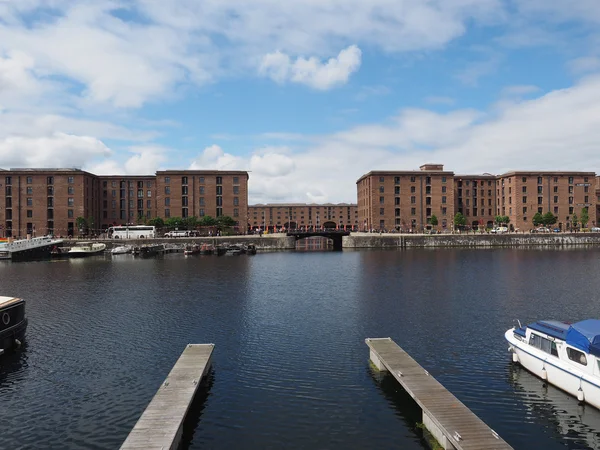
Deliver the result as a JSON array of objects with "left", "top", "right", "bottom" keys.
[
  {"left": 216, "top": 176, "right": 222, "bottom": 184},
  {"left": 411, "top": 207, "right": 416, "bottom": 215},
  {"left": 529, "top": 333, "right": 558, "bottom": 357},
  {"left": 554, "top": 206, "right": 559, "bottom": 214},
  {"left": 441, "top": 186, "right": 446, "bottom": 193},
  {"left": 567, "top": 347, "right": 587, "bottom": 365},
  {"left": 537, "top": 186, "right": 543, "bottom": 194},
  {"left": 182, "top": 197, "right": 189, "bottom": 207},
  {"left": 538, "top": 197, "right": 543, "bottom": 205},
  {"left": 569, "top": 197, "right": 574, "bottom": 204},
  {"left": 234, "top": 208, "right": 239, "bottom": 217},
  {"left": 216, "top": 186, "right": 223, "bottom": 195},
  {"left": 147, "top": 200, "right": 152, "bottom": 209},
  {"left": 442, "top": 196, "right": 446, "bottom": 204},
  {"left": 522, "top": 196, "right": 527, "bottom": 203},
  {"left": 199, "top": 197, "right": 205, "bottom": 206},
  {"left": 537, "top": 177, "right": 542, "bottom": 184},
  {"left": 182, "top": 208, "right": 188, "bottom": 218},
  {"left": 112, "top": 190, "right": 116, "bottom": 197},
  {"left": 569, "top": 177, "right": 574, "bottom": 184},
  {"left": 165, "top": 186, "right": 171, "bottom": 195},
  {"left": 394, "top": 197, "right": 400, "bottom": 205},
  {"left": 522, "top": 186, "right": 527, "bottom": 193},
  {"left": 554, "top": 196, "right": 558, "bottom": 203},
  {"left": 379, "top": 186, "right": 384, "bottom": 193},
  {"left": 410, "top": 176, "right": 416, "bottom": 182},
  {"left": 380, "top": 208, "right": 385, "bottom": 216},
  {"left": 410, "top": 196, "right": 416, "bottom": 204},
  {"left": 27, "top": 210, "right": 33, "bottom": 218},
  {"left": 26, "top": 176, "right": 32, "bottom": 184},
  {"left": 165, "top": 177, "right": 170, "bottom": 184},
  {"left": 182, "top": 176, "right": 188, "bottom": 184},
  {"left": 569, "top": 186, "right": 574, "bottom": 194},
  {"left": 165, "top": 198, "right": 170, "bottom": 206},
  {"left": 522, "top": 177, "right": 527, "bottom": 182},
  {"left": 411, "top": 186, "right": 416, "bottom": 193},
  {"left": 68, "top": 198, "right": 74, "bottom": 207},
  {"left": 379, "top": 196, "right": 385, "bottom": 204},
  {"left": 200, "top": 186, "right": 205, "bottom": 194},
  {"left": 554, "top": 186, "right": 558, "bottom": 193},
  {"left": 442, "top": 207, "right": 447, "bottom": 215},
  {"left": 523, "top": 207, "right": 527, "bottom": 214},
  {"left": 554, "top": 177, "right": 558, "bottom": 183},
  {"left": 584, "top": 177, "right": 589, "bottom": 182},
  {"left": 442, "top": 176, "right": 447, "bottom": 183},
  {"left": 165, "top": 209, "right": 170, "bottom": 218},
  {"left": 199, "top": 209, "right": 205, "bottom": 217},
  {"left": 233, "top": 176, "right": 239, "bottom": 184},
  {"left": 68, "top": 186, "right": 74, "bottom": 195},
  {"left": 394, "top": 177, "right": 400, "bottom": 184},
  {"left": 182, "top": 186, "right": 188, "bottom": 195},
  {"left": 216, "top": 196, "right": 223, "bottom": 206},
  {"left": 585, "top": 196, "right": 589, "bottom": 203},
  {"left": 394, "top": 186, "right": 400, "bottom": 195},
  {"left": 68, "top": 209, "right": 73, "bottom": 218},
  {"left": 147, "top": 181, "right": 152, "bottom": 188},
  {"left": 68, "top": 176, "right": 74, "bottom": 184},
  {"left": 234, "top": 197, "right": 239, "bottom": 206},
  {"left": 112, "top": 200, "right": 116, "bottom": 208},
  {"left": 47, "top": 176, "right": 53, "bottom": 185},
  {"left": 111, "top": 181, "right": 117, "bottom": 188},
  {"left": 234, "top": 186, "right": 240, "bottom": 195},
  {"left": 199, "top": 177, "right": 205, "bottom": 184},
  {"left": 147, "top": 190, "right": 152, "bottom": 197},
  {"left": 379, "top": 176, "right": 385, "bottom": 183},
  {"left": 27, "top": 198, "right": 33, "bottom": 206}
]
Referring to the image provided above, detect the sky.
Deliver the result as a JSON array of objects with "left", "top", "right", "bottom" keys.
[{"left": 1, "top": 1, "right": 600, "bottom": 204}]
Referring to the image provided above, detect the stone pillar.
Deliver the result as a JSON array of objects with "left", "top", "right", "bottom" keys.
[
  {"left": 369, "top": 349, "right": 388, "bottom": 372},
  {"left": 423, "top": 411, "right": 456, "bottom": 450}
]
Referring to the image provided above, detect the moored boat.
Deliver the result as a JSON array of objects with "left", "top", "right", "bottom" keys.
[
  {"left": 0, "top": 236, "right": 64, "bottom": 261},
  {"left": 135, "top": 243, "right": 164, "bottom": 258},
  {"left": 506, "top": 319, "right": 600, "bottom": 409},
  {"left": 0, "top": 296, "right": 27, "bottom": 355},
  {"left": 68, "top": 242, "right": 107, "bottom": 257},
  {"left": 245, "top": 244, "right": 257, "bottom": 255},
  {"left": 111, "top": 245, "right": 133, "bottom": 255},
  {"left": 50, "top": 245, "right": 71, "bottom": 258},
  {"left": 199, "top": 243, "right": 215, "bottom": 255},
  {"left": 225, "top": 245, "right": 244, "bottom": 256},
  {"left": 184, "top": 244, "right": 200, "bottom": 256}
]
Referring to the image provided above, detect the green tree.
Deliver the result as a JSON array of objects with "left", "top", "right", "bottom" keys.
[
  {"left": 430, "top": 215, "right": 438, "bottom": 227},
  {"left": 532, "top": 212, "right": 544, "bottom": 227},
  {"left": 216, "top": 215, "right": 236, "bottom": 229},
  {"left": 165, "top": 216, "right": 183, "bottom": 229},
  {"left": 572, "top": 213, "right": 579, "bottom": 230},
  {"left": 581, "top": 207, "right": 589, "bottom": 228},
  {"left": 453, "top": 212, "right": 466, "bottom": 229},
  {"left": 148, "top": 217, "right": 164, "bottom": 228},
  {"left": 542, "top": 212, "right": 557, "bottom": 226},
  {"left": 184, "top": 216, "right": 198, "bottom": 230},
  {"left": 76, "top": 217, "right": 87, "bottom": 234},
  {"left": 199, "top": 215, "right": 217, "bottom": 227}
]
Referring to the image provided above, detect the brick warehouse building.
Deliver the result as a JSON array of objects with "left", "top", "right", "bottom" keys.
[
  {"left": 357, "top": 164, "right": 456, "bottom": 232},
  {"left": 248, "top": 203, "right": 358, "bottom": 232},
  {"left": 358, "top": 164, "right": 598, "bottom": 232},
  {"left": 0, "top": 168, "right": 249, "bottom": 237}
]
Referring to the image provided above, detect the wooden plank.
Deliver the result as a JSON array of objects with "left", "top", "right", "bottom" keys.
[
  {"left": 121, "top": 343, "right": 214, "bottom": 450},
  {"left": 367, "top": 338, "right": 511, "bottom": 450}
]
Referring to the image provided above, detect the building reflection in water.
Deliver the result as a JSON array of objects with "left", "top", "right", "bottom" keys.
[{"left": 295, "top": 237, "right": 333, "bottom": 251}]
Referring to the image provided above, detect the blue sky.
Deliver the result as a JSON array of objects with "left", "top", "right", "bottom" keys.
[{"left": 1, "top": 0, "right": 600, "bottom": 203}]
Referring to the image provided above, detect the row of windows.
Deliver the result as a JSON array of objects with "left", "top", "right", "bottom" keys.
[
  {"left": 529, "top": 332, "right": 590, "bottom": 366},
  {"left": 379, "top": 186, "right": 449, "bottom": 194},
  {"left": 380, "top": 196, "right": 448, "bottom": 205},
  {"left": 378, "top": 176, "right": 449, "bottom": 184},
  {"left": 102, "top": 199, "right": 153, "bottom": 209},
  {"left": 379, "top": 207, "right": 449, "bottom": 216},
  {"left": 104, "top": 189, "right": 152, "bottom": 198},
  {"left": 103, "top": 180, "right": 152, "bottom": 189},
  {"left": 164, "top": 176, "right": 240, "bottom": 185},
  {"left": 5, "top": 176, "right": 76, "bottom": 185},
  {"left": 502, "top": 185, "right": 588, "bottom": 195},
  {"left": 163, "top": 208, "right": 239, "bottom": 218}
]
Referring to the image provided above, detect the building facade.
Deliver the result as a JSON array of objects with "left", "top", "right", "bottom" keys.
[
  {"left": 454, "top": 174, "right": 498, "bottom": 229},
  {"left": 155, "top": 171, "right": 249, "bottom": 230},
  {"left": 357, "top": 164, "right": 455, "bottom": 232},
  {"left": 248, "top": 203, "right": 358, "bottom": 231},
  {"left": 0, "top": 168, "right": 249, "bottom": 237},
  {"left": 496, "top": 171, "right": 597, "bottom": 231},
  {"left": 0, "top": 168, "right": 99, "bottom": 238},
  {"left": 98, "top": 175, "right": 157, "bottom": 230}
]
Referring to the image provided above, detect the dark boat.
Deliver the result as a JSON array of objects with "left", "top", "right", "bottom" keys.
[
  {"left": 0, "top": 236, "right": 64, "bottom": 261},
  {"left": 50, "top": 245, "right": 71, "bottom": 259},
  {"left": 225, "top": 245, "right": 245, "bottom": 256},
  {"left": 135, "top": 243, "right": 164, "bottom": 258},
  {"left": 0, "top": 296, "right": 27, "bottom": 355},
  {"left": 199, "top": 243, "right": 215, "bottom": 255},
  {"left": 184, "top": 244, "right": 201, "bottom": 256},
  {"left": 245, "top": 244, "right": 257, "bottom": 255},
  {"left": 215, "top": 245, "right": 228, "bottom": 256}
]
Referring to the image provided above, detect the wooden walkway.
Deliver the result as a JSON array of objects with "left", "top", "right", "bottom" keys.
[
  {"left": 121, "top": 344, "right": 215, "bottom": 450},
  {"left": 366, "top": 338, "right": 512, "bottom": 450}
]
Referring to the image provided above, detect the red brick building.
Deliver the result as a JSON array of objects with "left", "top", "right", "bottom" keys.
[
  {"left": 248, "top": 203, "right": 358, "bottom": 231},
  {"left": 357, "top": 164, "right": 455, "bottom": 232},
  {"left": 454, "top": 174, "right": 497, "bottom": 229},
  {"left": 98, "top": 175, "right": 156, "bottom": 230}
]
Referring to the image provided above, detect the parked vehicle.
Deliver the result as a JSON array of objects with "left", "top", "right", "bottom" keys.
[
  {"left": 491, "top": 227, "right": 508, "bottom": 234},
  {"left": 164, "top": 230, "right": 190, "bottom": 238},
  {"left": 591, "top": 227, "right": 600, "bottom": 232},
  {"left": 108, "top": 226, "right": 156, "bottom": 239},
  {"left": 533, "top": 227, "right": 551, "bottom": 233}
]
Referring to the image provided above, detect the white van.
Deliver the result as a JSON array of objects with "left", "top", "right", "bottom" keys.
[
  {"left": 164, "top": 230, "right": 189, "bottom": 238},
  {"left": 491, "top": 226, "right": 508, "bottom": 234}
]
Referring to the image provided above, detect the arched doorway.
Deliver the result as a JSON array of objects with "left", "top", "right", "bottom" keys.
[
  {"left": 284, "top": 221, "right": 297, "bottom": 230},
  {"left": 322, "top": 221, "right": 336, "bottom": 230}
]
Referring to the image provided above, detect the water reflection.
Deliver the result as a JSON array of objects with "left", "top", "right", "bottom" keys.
[{"left": 509, "top": 364, "right": 600, "bottom": 449}]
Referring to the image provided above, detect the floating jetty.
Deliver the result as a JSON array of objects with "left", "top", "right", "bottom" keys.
[
  {"left": 366, "top": 338, "right": 512, "bottom": 450},
  {"left": 120, "top": 343, "right": 214, "bottom": 450}
]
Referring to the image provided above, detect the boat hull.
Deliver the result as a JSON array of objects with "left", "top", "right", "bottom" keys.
[
  {"left": 9, "top": 243, "right": 55, "bottom": 261},
  {"left": 506, "top": 329, "right": 600, "bottom": 410},
  {"left": 68, "top": 250, "right": 105, "bottom": 258},
  {"left": 0, "top": 299, "right": 27, "bottom": 354}
]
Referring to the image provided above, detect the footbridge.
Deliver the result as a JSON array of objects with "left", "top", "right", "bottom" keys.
[{"left": 286, "top": 229, "right": 350, "bottom": 250}]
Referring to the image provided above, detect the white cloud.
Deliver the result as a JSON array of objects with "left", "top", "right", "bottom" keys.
[
  {"left": 189, "top": 145, "right": 245, "bottom": 170},
  {"left": 259, "top": 45, "right": 362, "bottom": 90},
  {"left": 569, "top": 56, "right": 600, "bottom": 74},
  {"left": 250, "top": 152, "right": 296, "bottom": 177},
  {"left": 501, "top": 85, "right": 540, "bottom": 96},
  {"left": 0, "top": 132, "right": 110, "bottom": 168}
]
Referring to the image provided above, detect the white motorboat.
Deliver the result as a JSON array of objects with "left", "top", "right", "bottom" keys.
[
  {"left": 111, "top": 245, "right": 133, "bottom": 255},
  {"left": 68, "top": 242, "right": 106, "bottom": 257},
  {"left": 506, "top": 319, "right": 600, "bottom": 409}
]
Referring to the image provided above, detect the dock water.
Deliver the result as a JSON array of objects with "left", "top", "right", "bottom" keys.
[
  {"left": 366, "top": 338, "right": 512, "bottom": 450},
  {"left": 120, "top": 343, "right": 214, "bottom": 450}
]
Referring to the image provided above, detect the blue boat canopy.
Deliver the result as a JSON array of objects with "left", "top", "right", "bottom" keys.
[
  {"left": 528, "top": 320, "right": 570, "bottom": 340},
  {"left": 566, "top": 319, "right": 600, "bottom": 356}
]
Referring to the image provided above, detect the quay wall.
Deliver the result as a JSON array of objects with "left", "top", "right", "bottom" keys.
[
  {"left": 343, "top": 232, "right": 600, "bottom": 249},
  {"left": 64, "top": 235, "right": 296, "bottom": 251}
]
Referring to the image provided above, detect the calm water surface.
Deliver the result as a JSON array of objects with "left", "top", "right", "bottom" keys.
[{"left": 2, "top": 248, "right": 600, "bottom": 449}]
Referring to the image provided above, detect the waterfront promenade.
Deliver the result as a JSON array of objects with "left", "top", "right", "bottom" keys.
[{"left": 61, "top": 231, "right": 600, "bottom": 251}]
